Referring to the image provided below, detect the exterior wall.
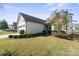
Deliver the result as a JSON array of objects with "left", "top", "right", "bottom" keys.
[
  {"left": 51, "top": 25, "right": 54, "bottom": 31},
  {"left": 66, "top": 22, "right": 73, "bottom": 35},
  {"left": 51, "top": 22, "right": 73, "bottom": 35},
  {"left": 17, "top": 15, "right": 26, "bottom": 34},
  {"left": 17, "top": 15, "right": 45, "bottom": 34},
  {"left": 26, "top": 21, "right": 45, "bottom": 34}
]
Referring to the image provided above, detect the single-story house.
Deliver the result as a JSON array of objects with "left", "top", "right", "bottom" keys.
[
  {"left": 73, "top": 24, "right": 79, "bottom": 33},
  {"left": 17, "top": 12, "right": 73, "bottom": 35},
  {"left": 17, "top": 12, "right": 49, "bottom": 34}
]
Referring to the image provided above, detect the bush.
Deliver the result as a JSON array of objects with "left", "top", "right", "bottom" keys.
[
  {"left": 8, "top": 33, "right": 46, "bottom": 39},
  {"left": 13, "top": 35, "right": 18, "bottom": 39},
  {"left": 48, "top": 30, "right": 51, "bottom": 35},
  {"left": 8, "top": 35, "right": 13, "bottom": 38},
  {"left": 43, "top": 30, "right": 47, "bottom": 34},
  {"left": 18, "top": 35, "right": 23, "bottom": 38}
]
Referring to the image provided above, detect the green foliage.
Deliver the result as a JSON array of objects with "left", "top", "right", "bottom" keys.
[
  {"left": 0, "top": 19, "right": 8, "bottom": 29},
  {"left": 9, "top": 33, "right": 46, "bottom": 38},
  {"left": 48, "top": 9, "right": 73, "bottom": 35}
]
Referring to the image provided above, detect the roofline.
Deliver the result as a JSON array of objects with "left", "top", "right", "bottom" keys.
[
  {"left": 19, "top": 12, "right": 46, "bottom": 25},
  {"left": 20, "top": 12, "right": 45, "bottom": 20}
]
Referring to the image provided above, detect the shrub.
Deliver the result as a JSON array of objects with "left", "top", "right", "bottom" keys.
[
  {"left": 8, "top": 33, "right": 46, "bottom": 39},
  {"left": 13, "top": 35, "right": 18, "bottom": 39},
  {"left": 8, "top": 35, "right": 13, "bottom": 38},
  {"left": 42, "top": 30, "right": 47, "bottom": 34},
  {"left": 18, "top": 35, "right": 23, "bottom": 38}
]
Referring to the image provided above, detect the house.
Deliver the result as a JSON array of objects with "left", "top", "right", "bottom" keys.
[
  {"left": 13, "top": 22, "right": 17, "bottom": 32},
  {"left": 73, "top": 24, "right": 79, "bottom": 33},
  {"left": 17, "top": 12, "right": 48, "bottom": 34},
  {"left": 8, "top": 22, "right": 17, "bottom": 32},
  {"left": 8, "top": 24, "right": 13, "bottom": 30}
]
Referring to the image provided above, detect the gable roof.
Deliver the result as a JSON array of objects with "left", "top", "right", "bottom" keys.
[{"left": 19, "top": 12, "right": 46, "bottom": 24}]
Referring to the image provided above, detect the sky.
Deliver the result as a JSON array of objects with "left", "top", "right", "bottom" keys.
[{"left": 0, "top": 3, "right": 79, "bottom": 24}]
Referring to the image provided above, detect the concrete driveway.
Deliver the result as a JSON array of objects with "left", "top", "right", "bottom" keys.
[
  {"left": 0, "top": 35, "right": 9, "bottom": 39},
  {"left": 0, "top": 34, "right": 18, "bottom": 39}
]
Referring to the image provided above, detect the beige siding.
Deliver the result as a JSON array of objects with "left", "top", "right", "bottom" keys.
[
  {"left": 26, "top": 21, "right": 45, "bottom": 34},
  {"left": 18, "top": 16, "right": 26, "bottom": 27},
  {"left": 17, "top": 15, "right": 26, "bottom": 33},
  {"left": 17, "top": 15, "right": 45, "bottom": 34}
]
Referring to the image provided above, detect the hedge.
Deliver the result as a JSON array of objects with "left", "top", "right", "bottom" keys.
[{"left": 8, "top": 33, "right": 46, "bottom": 39}]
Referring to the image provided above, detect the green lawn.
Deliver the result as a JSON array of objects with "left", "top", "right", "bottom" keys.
[{"left": 0, "top": 36, "right": 79, "bottom": 56}]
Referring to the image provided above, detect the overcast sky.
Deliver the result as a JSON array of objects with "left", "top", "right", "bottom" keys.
[{"left": 0, "top": 3, "right": 79, "bottom": 24}]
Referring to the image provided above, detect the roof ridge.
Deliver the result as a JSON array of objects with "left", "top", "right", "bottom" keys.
[{"left": 20, "top": 12, "right": 45, "bottom": 21}]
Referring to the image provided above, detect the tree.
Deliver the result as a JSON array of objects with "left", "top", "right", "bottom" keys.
[
  {"left": 0, "top": 19, "right": 8, "bottom": 29},
  {"left": 61, "top": 9, "right": 69, "bottom": 35},
  {"left": 0, "top": 21, "right": 2, "bottom": 29},
  {"left": 61, "top": 9, "right": 73, "bottom": 36},
  {"left": 48, "top": 9, "right": 73, "bottom": 36},
  {"left": 48, "top": 9, "right": 63, "bottom": 34}
]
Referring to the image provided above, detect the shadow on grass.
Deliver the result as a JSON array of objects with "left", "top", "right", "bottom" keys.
[
  {"left": 53, "top": 34, "right": 75, "bottom": 41},
  {"left": 8, "top": 33, "right": 51, "bottom": 39},
  {"left": 56, "top": 33, "right": 79, "bottom": 41}
]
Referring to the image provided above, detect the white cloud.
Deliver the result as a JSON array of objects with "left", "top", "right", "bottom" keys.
[
  {"left": 45, "top": 3, "right": 67, "bottom": 12},
  {"left": 4, "top": 5, "right": 17, "bottom": 9},
  {"left": 46, "top": 3, "right": 66, "bottom": 7},
  {"left": 57, "top": 3, "right": 66, "bottom": 7},
  {"left": 46, "top": 3, "right": 56, "bottom": 6}
]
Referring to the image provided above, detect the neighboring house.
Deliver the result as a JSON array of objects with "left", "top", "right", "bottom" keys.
[
  {"left": 13, "top": 22, "right": 17, "bottom": 31},
  {"left": 8, "top": 22, "right": 17, "bottom": 32},
  {"left": 17, "top": 12, "right": 47, "bottom": 34},
  {"left": 8, "top": 24, "right": 13, "bottom": 30},
  {"left": 73, "top": 24, "right": 79, "bottom": 33}
]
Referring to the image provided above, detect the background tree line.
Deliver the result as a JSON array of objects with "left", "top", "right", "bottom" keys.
[{"left": 0, "top": 19, "right": 8, "bottom": 29}]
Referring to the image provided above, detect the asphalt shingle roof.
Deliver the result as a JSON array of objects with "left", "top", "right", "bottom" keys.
[{"left": 20, "top": 12, "right": 46, "bottom": 24}]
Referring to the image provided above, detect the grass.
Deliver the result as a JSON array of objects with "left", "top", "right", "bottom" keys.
[
  {"left": 0, "top": 36, "right": 79, "bottom": 56},
  {"left": 0, "top": 31, "right": 16, "bottom": 35}
]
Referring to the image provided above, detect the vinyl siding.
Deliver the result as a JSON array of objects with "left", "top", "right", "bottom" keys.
[
  {"left": 17, "top": 15, "right": 45, "bottom": 34},
  {"left": 26, "top": 21, "right": 45, "bottom": 34},
  {"left": 17, "top": 15, "right": 26, "bottom": 33}
]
